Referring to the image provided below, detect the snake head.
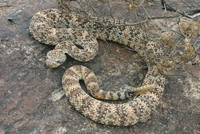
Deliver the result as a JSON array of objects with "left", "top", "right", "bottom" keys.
[{"left": 46, "top": 49, "right": 66, "bottom": 68}]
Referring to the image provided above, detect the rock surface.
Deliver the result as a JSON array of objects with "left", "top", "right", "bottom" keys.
[{"left": 0, "top": 0, "right": 199, "bottom": 133}]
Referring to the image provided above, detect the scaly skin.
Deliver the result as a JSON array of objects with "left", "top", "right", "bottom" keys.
[
  {"left": 29, "top": 9, "right": 168, "bottom": 126},
  {"left": 62, "top": 65, "right": 167, "bottom": 126}
]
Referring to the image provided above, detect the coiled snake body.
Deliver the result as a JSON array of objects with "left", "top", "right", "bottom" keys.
[{"left": 29, "top": 9, "right": 167, "bottom": 126}]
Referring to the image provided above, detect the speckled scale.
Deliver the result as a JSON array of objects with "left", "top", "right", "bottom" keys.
[
  {"left": 29, "top": 8, "right": 168, "bottom": 126},
  {"left": 29, "top": 9, "right": 146, "bottom": 68},
  {"left": 62, "top": 65, "right": 167, "bottom": 126}
]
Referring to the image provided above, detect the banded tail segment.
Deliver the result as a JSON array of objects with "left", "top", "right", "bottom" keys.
[{"left": 63, "top": 65, "right": 144, "bottom": 100}]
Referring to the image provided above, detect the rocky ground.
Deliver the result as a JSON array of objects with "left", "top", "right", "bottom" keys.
[{"left": 0, "top": 0, "right": 199, "bottom": 133}]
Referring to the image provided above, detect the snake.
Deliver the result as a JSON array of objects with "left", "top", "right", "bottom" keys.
[{"left": 29, "top": 9, "right": 167, "bottom": 126}]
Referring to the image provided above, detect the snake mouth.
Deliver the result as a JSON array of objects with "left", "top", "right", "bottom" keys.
[{"left": 45, "top": 59, "right": 62, "bottom": 68}]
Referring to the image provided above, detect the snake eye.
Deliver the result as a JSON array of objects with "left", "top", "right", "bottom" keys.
[{"left": 75, "top": 44, "right": 84, "bottom": 49}]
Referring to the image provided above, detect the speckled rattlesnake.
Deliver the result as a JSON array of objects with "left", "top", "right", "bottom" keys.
[{"left": 29, "top": 9, "right": 167, "bottom": 126}]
